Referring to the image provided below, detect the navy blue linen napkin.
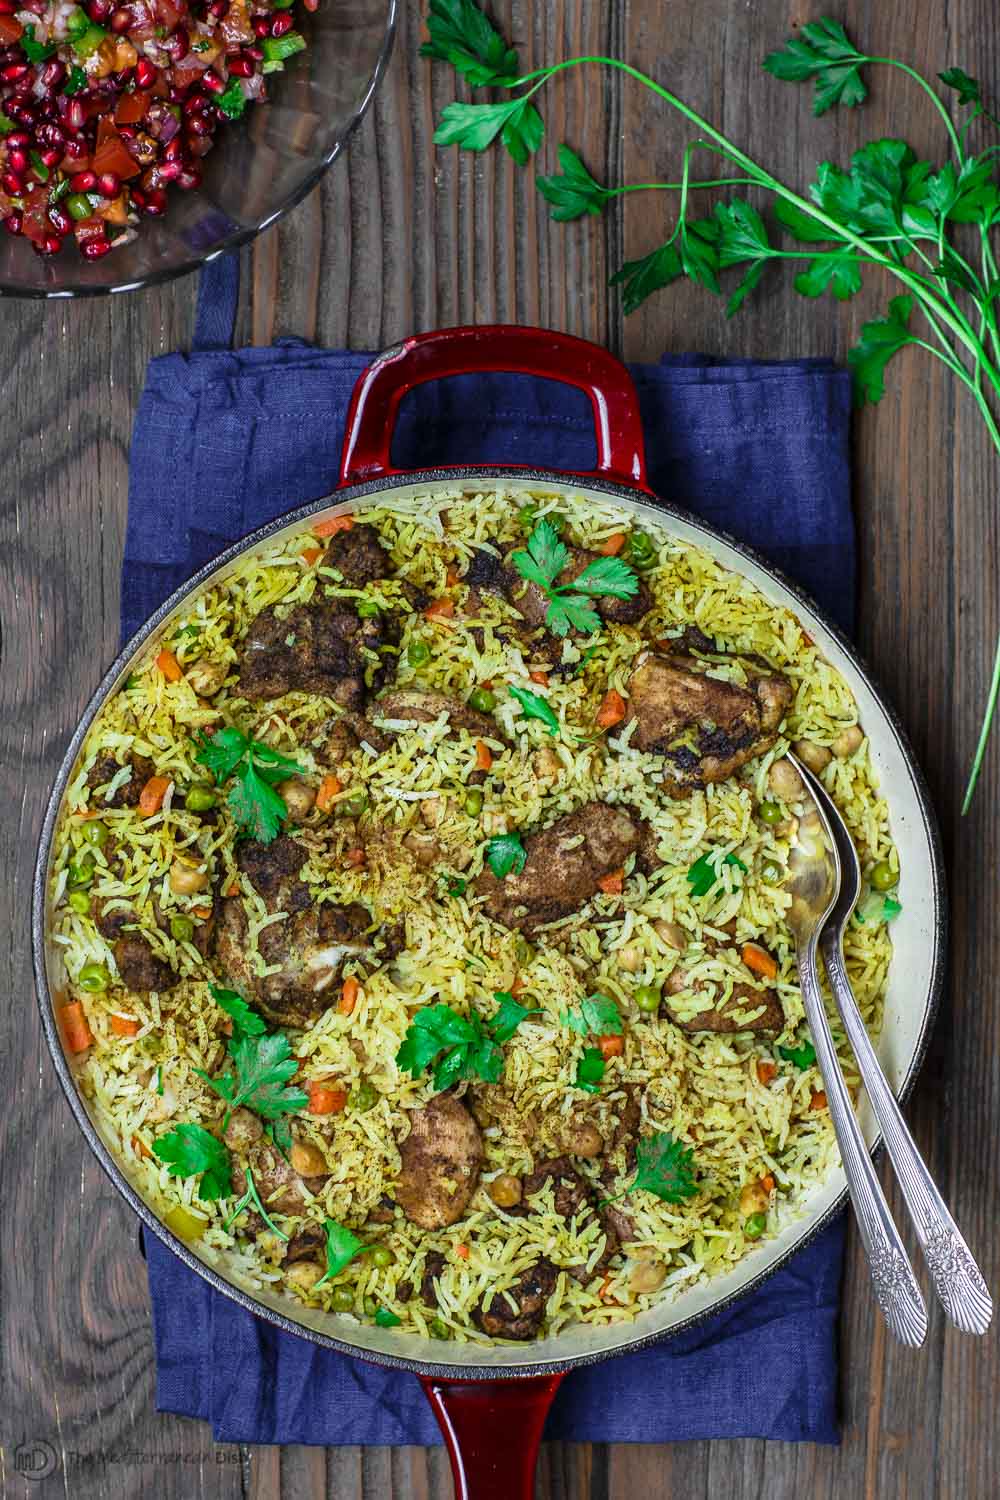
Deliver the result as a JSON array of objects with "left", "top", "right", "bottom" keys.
[{"left": 126, "top": 255, "right": 853, "bottom": 1446}]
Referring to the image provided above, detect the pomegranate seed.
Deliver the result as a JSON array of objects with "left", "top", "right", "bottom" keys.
[
  {"left": 70, "top": 169, "right": 98, "bottom": 192},
  {"left": 176, "top": 165, "right": 201, "bottom": 190},
  {"left": 36, "top": 121, "right": 65, "bottom": 149},
  {"left": 97, "top": 171, "right": 121, "bottom": 196},
  {"left": 202, "top": 68, "right": 224, "bottom": 93},
  {"left": 168, "top": 84, "right": 185, "bottom": 102},
  {"left": 163, "top": 135, "right": 183, "bottom": 159},
  {"left": 166, "top": 25, "right": 189, "bottom": 59},
  {"left": 1, "top": 170, "right": 24, "bottom": 195},
  {"left": 129, "top": 185, "right": 146, "bottom": 207},
  {"left": 87, "top": 0, "right": 112, "bottom": 18},
  {"left": 303, "top": 0, "right": 318, "bottom": 12},
  {"left": 3, "top": 210, "right": 23, "bottom": 235},
  {"left": 117, "top": 123, "right": 136, "bottom": 138},
  {"left": 270, "top": 12, "right": 292, "bottom": 35},
  {"left": 252, "top": 15, "right": 268, "bottom": 34},
  {"left": 33, "top": 232, "right": 63, "bottom": 256},
  {"left": 1, "top": 62, "right": 30, "bottom": 82},
  {"left": 109, "top": 5, "right": 131, "bottom": 30},
  {"left": 48, "top": 203, "right": 73, "bottom": 235},
  {"left": 135, "top": 57, "right": 157, "bottom": 87},
  {"left": 187, "top": 113, "right": 213, "bottom": 136},
  {"left": 63, "top": 137, "right": 88, "bottom": 160},
  {"left": 82, "top": 235, "right": 113, "bottom": 259},
  {"left": 244, "top": 44, "right": 262, "bottom": 59},
  {"left": 40, "top": 59, "right": 66, "bottom": 90},
  {"left": 226, "top": 54, "right": 252, "bottom": 76},
  {"left": 143, "top": 187, "right": 167, "bottom": 214},
  {"left": 38, "top": 147, "right": 61, "bottom": 167},
  {"left": 208, "top": 0, "right": 228, "bottom": 15},
  {"left": 183, "top": 90, "right": 207, "bottom": 114},
  {"left": 64, "top": 99, "right": 86, "bottom": 131},
  {"left": 7, "top": 146, "right": 27, "bottom": 173},
  {"left": 153, "top": 158, "right": 182, "bottom": 182},
  {"left": 4, "top": 101, "right": 34, "bottom": 124}
]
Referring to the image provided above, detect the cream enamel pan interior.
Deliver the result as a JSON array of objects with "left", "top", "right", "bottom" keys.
[{"left": 33, "top": 468, "right": 945, "bottom": 1379}]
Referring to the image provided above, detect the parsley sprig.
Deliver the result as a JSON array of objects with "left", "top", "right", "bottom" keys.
[
  {"left": 686, "top": 850, "right": 748, "bottom": 897},
  {"left": 194, "top": 725, "right": 305, "bottom": 843},
  {"left": 424, "top": 9, "right": 1000, "bottom": 808},
  {"left": 222, "top": 1164, "right": 288, "bottom": 1241},
  {"left": 562, "top": 993, "right": 623, "bottom": 1036},
  {"left": 196, "top": 1030, "right": 309, "bottom": 1125},
  {"left": 396, "top": 993, "right": 536, "bottom": 1091},
  {"left": 604, "top": 1132, "right": 699, "bottom": 1205},
  {"left": 316, "top": 1218, "right": 368, "bottom": 1286},
  {"left": 485, "top": 831, "right": 526, "bottom": 879},
  {"left": 153, "top": 1123, "right": 233, "bottom": 1201},
  {"left": 509, "top": 520, "right": 639, "bottom": 637}
]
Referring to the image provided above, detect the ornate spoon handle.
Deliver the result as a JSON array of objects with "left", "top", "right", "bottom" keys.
[
  {"left": 821, "top": 931, "right": 993, "bottom": 1336},
  {"left": 796, "top": 938, "right": 928, "bottom": 1346}
]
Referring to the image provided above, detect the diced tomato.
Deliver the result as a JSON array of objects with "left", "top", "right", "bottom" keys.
[
  {"left": 92, "top": 122, "right": 140, "bottom": 181},
  {"left": 115, "top": 89, "right": 151, "bottom": 125},
  {"left": 0, "top": 15, "right": 24, "bottom": 43}
]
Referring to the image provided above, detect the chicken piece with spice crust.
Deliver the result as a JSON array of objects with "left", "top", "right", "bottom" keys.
[
  {"left": 321, "top": 522, "right": 392, "bottom": 586},
  {"left": 475, "top": 801, "right": 645, "bottom": 934},
  {"left": 373, "top": 688, "right": 500, "bottom": 741},
  {"left": 625, "top": 649, "right": 792, "bottom": 794},
  {"left": 395, "top": 1094, "right": 483, "bottom": 1230},
  {"left": 238, "top": 600, "right": 396, "bottom": 708},
  {"left": 474, "top": 1259, "right": 559, "bottom": 1340}
]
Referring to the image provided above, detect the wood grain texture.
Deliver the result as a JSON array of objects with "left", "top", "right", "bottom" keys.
[{"left": 1, "top": 1, "right": 998, "bottom": 1496}]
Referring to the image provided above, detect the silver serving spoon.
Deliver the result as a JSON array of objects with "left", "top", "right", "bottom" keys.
[
  {"left": 792, "top": 754, "right": 993, "bottom": 1336},
  {"left": 782, "top": 761, "right": 928, "bottom": 1346}
]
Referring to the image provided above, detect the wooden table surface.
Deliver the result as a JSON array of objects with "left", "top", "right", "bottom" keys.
[{"left": 2, "top": 0, "right": 997, "bottom": 1495}]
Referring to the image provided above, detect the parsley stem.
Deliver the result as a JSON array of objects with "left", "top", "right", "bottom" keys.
[
  {"left": 861, "top": 57, "right": 964, "bottom": 160},
  {"left": 609, "top": 176, "right": 762, "bottom": 194},
  {"left": 962, "top": 630, "right": 1000, "bottom": 813}
]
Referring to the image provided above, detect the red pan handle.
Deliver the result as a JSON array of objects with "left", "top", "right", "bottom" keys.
[
  {"left": 419, "top": 1373, "right": 566, "bottom": 1500},
  {"left": 338, "top": 324, "right": 650, "bottom": 492}
]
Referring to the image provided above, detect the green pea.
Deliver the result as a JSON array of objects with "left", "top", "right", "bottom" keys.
[
  {"left": 123, "top": 675, "right": 140, "bottom": 691},
  {"left": 185, "top": 785, "right": 217, "bottom": 812},
  {"left": 758, "top": 800, "right": 784, "bottom": 826},
  {"left": 428, "top": 1316, "right": 451, "bottom": 1340},
  {"left": 67, "top": 853, "right": 95, "bottom": 889},
  {"left": 81, "top": 820, "right": 108, "bottom": 847},
  {"left": 513, "top": 935, "right": 534, "bottom": 965},
  {"left": 519, "top": 504, "right": 563, "bottom": 534},
  {"left": 351, "top": 1079, "right": 377, "bottom": 1113},
  {"left": 467, "top": 687, "right": 496, "bottom": 714},
  {"left": 339, "top": 790, "right": 368, "bottom": 818},
  {"left": 68, "top": 890, "right": 92, "bottom": 916},
  {"left": 744, "top": 1212, "right": 767, "bottom": 1240},
  {"left": 170, "top": 915, "right": 194, "bottom": 943},
  {"left": 761, "top": 860, "right": 783, "bottom": 883},
  {"left": 407, "top": 639, "right": 431, "bottom": 668},
  {"left": 66, "top": 191, "right": 95, "bottom": 220},
  {"left": 357, "top": 599, "right": 381, "bottom": 619},
  {"left": 78, "top": 962, "right": 110, "bottom": 993},
  {"left": 331, "top": 1286, "right": 354, "bottom": 1312},
  {"left": 870, "top": 859, "right": 897, "bottom": 892},
  {"left": 363, "top": 1295, "right": 378, "bottom": 1317},
  {"left": 635, "top": 983, "right": 661, "bottom": 1014},
  {"left": 464, "top": 789, "right": 484, "bottom": 817},
  {"left": 371, "top": 1244, "right": 394, "bottom": 1268},
  {"left": 625, "top": 530, "right": 656, "bottom": 569}
]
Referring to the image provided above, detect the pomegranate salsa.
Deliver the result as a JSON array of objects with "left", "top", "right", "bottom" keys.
[{"left": 0, "top": 0, "right": 315, "bottom": 259}]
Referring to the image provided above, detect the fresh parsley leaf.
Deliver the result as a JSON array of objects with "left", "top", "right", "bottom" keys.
[
  {"left": 194, "top": 726, "right": 304, "bottom": 844},
  {"left": 64, "top": 64, "right": 88, "bottom": 94},
  {"left": 508, "top": 522, "right": 637, "bottom": 639},
  {"left": 316, "top": 1218, "right": 368, "bottom": 1286},
  {"left": 679, "top": 214, "right": 722, "bottom": 293},
  {"left": 627, "top": 1131, "right": 698, "bottom": 1202},
  {"left": 938, "top": 66, "right": 982, "bottom": 108},
  {"left": 847, "top": 293, "right": 916, "bottom": 407},
  {"left": 210, "top": 984, "right": 267, "bottom": 1041},
  {"left": 508, "top": 683, "right": 560, "bottom": 735},
  {"left": 420, "top": 0, "right": 519, "bottom": 87},
  {"left": 396, "top": 1002, "right": 505, "bottom": 1090},
  {"left": 435, "top": 97, "right": 539, "bottom": 158},
  {"left": 29, "top": 150, "right": 49, "bottom": 183},
  {"left": 610, "top": 241, "right": 684, "bottom": 315},
  {"left": 794, "top": 250, "right": 863, "bottom": 301},
  {"left": 883, "top": 894, "right": 902, "bottom": 922},
  {"left": 778, "top": 1039, "right": 817, "bottom": 1070},
  {"left": 443, "top": 875, "right": 467, "bottom": 897},
  {"left": 763, "top": 16, "right": 867, "bottom": 115},
  {"left": 217, "top": 78, "right": 247, "bottom": 119},
  {"left": 574, "top": 1046, "right": 606, "bottom": 1093},
  {"left": 227, "top": 762, "right": 291, "bottom": 842},
  {"left": 490, "top": 990, "right": 541, "bottom": 1041},
  {"left": 374, "top": 1305, "right": 402, "bottom": 1327},
  {"left": 927, "top": 157, "right": 1000, "bottom": 226},
  {"left": 266, "top": 1117, "right": 293, "bottom": 1155},
  {"left": 545, "top": 592, "right": 601, "bottom": 637},
  {"left": 686, "top": 850, "right": 748, "bottom": 898},
  {"left": 20, "top": 24, "right": 57, "bottom": 62},
  {"left": 509, "top": 518, "right": 566, "bottom": 592},
  {"left": 500, "top": 98, "right": 544, "bottom": 165},
  {"left": 537, "top": 144, "right": 611, "bottom": 220},
  {"left": 194, "top": 725, "right": 251, "bottom": 783},
  {"left": 153, "top": 1123, "right": 233, "bottom": 1201},
  {"left": 198, "top": 1031, "right": 309, "bottom": 1122},
  {"left": 486, "top": 831, "right": 527, "bottom": 879},
  {"left": 931, "top": 245, "right": 982, "bottom": 297},
  {"left": 715, "top": 197, "right": 771, "bottom": 266},
  {"left": 563, "top": 993, "right": 623, "bottom": 1036},
  {"left": 773, "top": 196, "right": 837, "bottom": 244},
  {"left": 568, "top": 555, "right": 639, "bottom": 600}
]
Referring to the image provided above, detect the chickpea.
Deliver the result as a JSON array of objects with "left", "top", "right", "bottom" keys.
[
  {"left": 768, "top": 758, "right": 804, "bottom": 800},
  {"left": 617, "top": 944, "right": 643, "bottom": 973},
  {"left": 832, "top": 724, "right": 864, "bottom": 758},
  {"left": 420, "top": 796, "right": 449, "bottom": 828},
  {"left": 739, "top": 1180, "right": 770, "bottom": 1217},
  {"left": 488, "top": 1173, "right": 523, "bottom": 1208},
  {"left": 629, "top": 1258, "right": 668, "bottom": 1295},
  {"left": 281, "top": 779, "right": 317, "bottom": 820},
  {"left": 169, "top": 860, "right": 209, "bottom": 895},
  {"left": 532, "top": 747, "right": 561, "bottom": 782},
  {"left": 286, "top": 1260, "right": 326, "bottom": 1295},
  {"left": 792, "top": 738, "right": 832, "bottom": 774},
  {"left": 567, "top": 1121, "right": 604, "bottom": 1158},
  {"left": 186, "top": 659, "right": 228, "bottom": 697},
  {"left": 653, "top": 920, "right": 687, "bottom": 951},
  {"left": 403, "top": 831, "right": 441, "bottom": 867},
  {"left": 289, "top": 1140, "right": 329, "bottom": 1177},
  {"left": 664, "top": 968, "right": 690, "bottom": 996}
]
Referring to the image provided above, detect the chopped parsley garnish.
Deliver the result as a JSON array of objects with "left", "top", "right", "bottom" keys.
[
  {"left": 29, "top": 150, "right": 49, "bottom": 183},
  {"left": 508, "top": 682, "right": 560, "bottom": 735},
  {"left": 194, "top": 724, "right": 305, "bottom": 843},
  {"left": 210, "top": 984, "right": 267, "bottom": 1042},
  {"left": 574, "top": 1046, "right": 606, "bottom": 1093},
  {"left": 508, "top": 520, "right": 639, "bottom": 637},
  {"left": 217, "top": 78, "right": 247, "bottom": 119},
  {"left": 20, "top": 25, "right": 57, "bottom": 62},
  {"left": 155, "top": 1064, "right": 164, "bottom": 1096},
  {"left": 562, "top": 992, "right": 623, "bottom": 1036},
  {"left": 856, "top": 891, "right": 903, "bottom": 925},
  {"left": 627, "top": 1131, "right": 699, "bottom": 1202},
  {"left": 442, "top": 875, "right": 467, "bottom": 897},
  {"left": 490, "top": 990, "right": 541, "bottom": 1040},
  {"left": 686, "top": 850, "right": 748, "bottom": 897},
  {"left": 63, "top": 64, "right": 88, "bottom": 94},
  {"left": 396, "top": 995, "right": 535, "bottom": 1091},
  {"left": 316, "top": 1217, "right": 367, "bottom": 1286},
  {"left": 197, "top": 1030, "right": 309, "bottom": 1124},
  {"left": 191, "top": 38, "right": 212, "bottom": 51},
  {"left": 778, "top": 1039, "right": 817, "bottom": 1070},
  {"left": 223, "top": 1164, "right": 288, "bottom": 1241},
  {"left": 0, "top": 113, "right": 15, "bottom": 136},
  {"left": 261, "top": 29, "right": 306, "bottom": 67},
  {"left": 153, "top": 1123, "right": 233, "bottom": 1201},
  {"left": 374, "top": 1305, "right": 402, "bottom": 1328},
  {"left": 485, "top": 831, "right": 526, "bottom": 879}
]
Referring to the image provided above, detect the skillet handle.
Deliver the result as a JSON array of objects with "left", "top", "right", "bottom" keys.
[
  {"left": 419, "top": 1372, "right": 565, "bottom": 1500},
  {"left": 338, "top": 324, "right": 650, "bottom": 491}
]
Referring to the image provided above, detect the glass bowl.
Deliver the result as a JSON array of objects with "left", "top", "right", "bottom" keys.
[{"left": 0, "top": 0, "right": 396, "bottom": 298}]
